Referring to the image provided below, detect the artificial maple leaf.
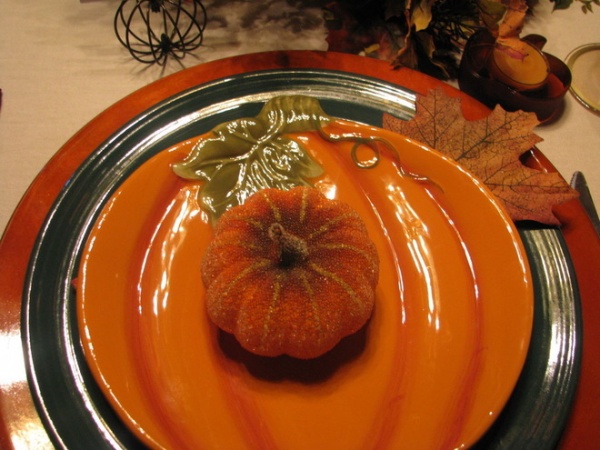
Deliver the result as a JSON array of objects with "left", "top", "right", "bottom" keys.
[{"left": 382, "top": 89, "right": 578, "bottom": 225}]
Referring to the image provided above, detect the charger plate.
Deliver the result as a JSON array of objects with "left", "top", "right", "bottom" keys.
[{"left": 0, "top": 51, "right": 589, "bottom": 449}]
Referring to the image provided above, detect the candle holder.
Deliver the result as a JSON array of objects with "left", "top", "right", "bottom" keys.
[
  {"left": 458, "top": 29, "right": 571, "bottom": 123},
  {"left": 114, "top": 0, "right": 207, "bottom": 65}
]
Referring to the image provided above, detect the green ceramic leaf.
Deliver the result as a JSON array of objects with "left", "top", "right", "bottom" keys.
[{"left": 172, "top": 96, "right": 329, "bottom": 223}]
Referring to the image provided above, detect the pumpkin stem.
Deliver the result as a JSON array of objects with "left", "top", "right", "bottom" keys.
[{"left": 268, "top": 223, "right": 308, "bottom": 267}]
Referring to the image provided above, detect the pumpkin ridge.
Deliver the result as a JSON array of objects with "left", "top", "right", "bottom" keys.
[
  {"left": 259, "top": 272, "right": 284, "bottom": 348},
  {"left": 214, "top": 259, "right": 271, "bottom": 299},
  {"left": 259, "top": 189, "right": 282, "bottom": 222},
  {"left": 297, "top": 270, "right": 324, "bottom": 344},
  {"left": 307, "top": 212, "right": 356, "bottom": 241},
  {"left": 306, "top": 261, "right": 365, "bottom": 311},
  {"left": 209, "top": 240, "right": 263, "bottom": 254},
  {"left": 298, "top": 187, "right": 309, "bottom": 224},
  {"left": 241, "top": 217, "right": 267, "bottom": 232},
  {"left": 311, "top": 242, "right": 379, "bottom": 271}
]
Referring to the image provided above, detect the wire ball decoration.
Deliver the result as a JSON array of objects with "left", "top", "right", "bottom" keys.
[{"left": 114, "top": 0, "right": 207, "bottom": 65}]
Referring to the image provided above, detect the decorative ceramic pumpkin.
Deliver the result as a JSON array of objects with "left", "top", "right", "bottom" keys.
[{"left": 202, "top": 186, "right": 380, "bottom": 359}]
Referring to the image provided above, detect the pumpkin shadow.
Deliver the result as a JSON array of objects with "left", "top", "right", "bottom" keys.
[{"left": 217, "top": 321, "right": 370, "bottom": 384}]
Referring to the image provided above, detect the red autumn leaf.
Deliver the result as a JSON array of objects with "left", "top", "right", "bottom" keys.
[{"left": 382, "top": 88, "right": 578, "bottom": 225}]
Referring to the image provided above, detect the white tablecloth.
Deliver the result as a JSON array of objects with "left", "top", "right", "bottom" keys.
[{"left": 1, "top": 0, "right": 598, "bottom": 237}]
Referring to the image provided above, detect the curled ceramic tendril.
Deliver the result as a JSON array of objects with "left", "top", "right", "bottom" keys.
[{"left": 316, "top": 127, "right": 434, "bottom": 185}]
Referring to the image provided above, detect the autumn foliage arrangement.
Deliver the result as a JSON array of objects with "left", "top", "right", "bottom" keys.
[
  {"left": 324, "top": 0, "right": 596, "bottom": 80},
  {"left": 384, "top": 89, "right": 578, "bottom": 225},
  {"left": 322, "top": 2, "right": 582, "bottom": 224}
]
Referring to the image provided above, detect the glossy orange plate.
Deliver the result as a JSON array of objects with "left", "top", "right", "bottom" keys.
[{"left": 78, "top": 117, "right": 532, "bottom": 449}]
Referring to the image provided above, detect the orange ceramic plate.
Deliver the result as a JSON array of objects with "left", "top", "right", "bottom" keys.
[{"left": 78, "top": 118, "right": 532, "bottom": 449}]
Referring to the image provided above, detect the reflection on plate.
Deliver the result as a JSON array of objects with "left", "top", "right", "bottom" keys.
[
  {"left": 566, "top": 43, "right": 600, "bottom": 113},
  {"left": 20, "top": 65, "right": 581, "bottom": 450}
]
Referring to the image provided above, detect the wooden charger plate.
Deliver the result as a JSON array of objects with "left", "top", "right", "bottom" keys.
[{"left": 0, "top": 51, "right": 598, "bottom": 449}]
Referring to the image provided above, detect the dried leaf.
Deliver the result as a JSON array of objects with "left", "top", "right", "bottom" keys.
[
  {"left": 412, "top": 0, "right": 436, "bottom": 31},
  {"left": 494, "top": 0, "right": 530, "bottom": 59},
  {"left": 323, "top": 0, "right": 469, "bottom": 79},
  {"left": 382, "top": 89, "right": 578, "bottom": 225},
  {"left": 497, "top": 0, "right": 528, "bottom": 39},
  {"left": 323, "top": 1, "right": 388, "bottom": 56},
  {"left": 478, "top": 0, "right": 508, "bottom": 31}
]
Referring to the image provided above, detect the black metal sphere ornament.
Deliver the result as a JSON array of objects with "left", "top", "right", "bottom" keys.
[{"left": 114, "top": 0, "right": 207, "bottom": 65}]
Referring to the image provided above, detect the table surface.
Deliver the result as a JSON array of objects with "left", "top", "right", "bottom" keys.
[{"left": 0, "top": 1, "right": 598, "bottom": 449}]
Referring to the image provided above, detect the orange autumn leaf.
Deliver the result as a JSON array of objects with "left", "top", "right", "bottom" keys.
[
  {"left": 496, "top": 0, "right": 530, "bottom": 60},
  {"left": 497, "top": 0, "right": 528, "bottom": 39},
  {"left": 382, "top": 89, "right": 578, "bottom": 225}
]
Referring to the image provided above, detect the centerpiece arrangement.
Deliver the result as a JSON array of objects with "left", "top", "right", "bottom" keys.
[{"left": 324, "top": 0, "right": 596, "bottom": 80}]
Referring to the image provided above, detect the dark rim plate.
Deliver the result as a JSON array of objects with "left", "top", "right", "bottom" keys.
[{"left": 22, "top": 68, "right": 581, "bottom": 449}]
